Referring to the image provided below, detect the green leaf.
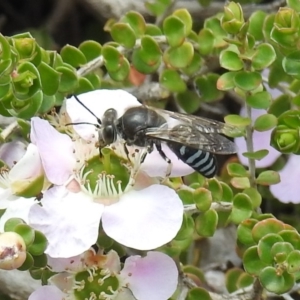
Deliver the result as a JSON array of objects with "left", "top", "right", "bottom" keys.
[
  {"left": 257, "top": 233, "right": 284, "bottom": 264},
  {"left": 186, "top": 287, "right": 212, "bottom": 300},
  {"left": 172, "top": 9, "right": 193, "bottom": 36},
  {"left": 145, "top": 0, "right": 172, "bottom": 17},
  {"left": 206, "top": 178, "right": 222, "bottom": 201},
  {"left": 230, "top": 193, "right": 253, "bottom": 224},
  {"left": 279, "top": 230, "right": 300, "bottom": 249},
  {"left": 132, "top": 49, "right": 161, "bottom": 74},
  {"left": 111, "top": 23, "right": 136, "bottom": 48},
  {"left": 175, "top": 213, "right": 194, "bottom": 240},
  {"left": 252, "top": 43, "right": 276, "bottom": 70},
  {"left": 145, "top": 24, "right": 163, "bottom": 36},
  {"left": 17, "top": 252, "right": 34, "bottom": 271},
  {"left": 9, "top": 90, "right": 43, "bottom": 119},
  {"left": 121, "top": 11, "right": 146, "bottom": 36},
  {"left": 60, "top": 45, "right": 87, "bottom": 67},
  {"left": 39, "top": 94, "right": 56, "bottom": 114},
  {"left": 163, "top": 16, "right": 186, "bottom": 47},
  {"left": 268, "top": 94, "right": 291, "bottom": 117},
  {"left": 139, "top": 36, "right": 162, "bottom": 65},
  {"left": 287, "top": 0, "right": 300, "bottom": 12},
  {"left": 0, "top": 33, "right": 12, "bottom": 60},
  {"left": 237, "top": 219, "right": 258, "bottom": 246},
  {"left": 27, "top": 230, "right": 48, "bottom": 256},
  {"left": 260, "top": 267, "right": 294, "bottom": 294},
  {"left": 256, "top": 170, "right": 280, "bottom": 185},
  {"left": 248, "top": 11, "right": 267, "bottom": 40},
  {"left": 254, "top": 114, "right": 277, "bottom": 131},
  {"left": 195, "top": 209, "right": 218, "bottom": 237},
  {"left": 230, "top": 177, "right": 250, "bottom": 189},
  {"left": 102, "top": 45, "right": 123, "bottom": 72},
  {"left": 177, "top": 189, "right": 194, "bottom": 205},
  {"left": 4, "top": 218, "right": 25, "bottom": 232},
  {"left": 225, "top": 268, "right": 244, "bottom": 293},
  {"left": 271, "top": 242, "right": 294, "bottom": 264},
  {"left": 227, "top": 163, "right": 248, "bottom": 177},
  {"left": 220, "top": 50, "right": 243, "bottom": 71},
  {"left": 182, "top": 53, "right": 202, "bottom": 76},
  {"left": 38, "top": 62, "right": 60, "bottom": 96},
  {"left": 160, "top": 69, "right": 186, "bottom": 93},
  {"left": 56, "top": 66, "right": 78, "bottom": 93},
  {"left": 176, "top": 91, "right": 200, "bottom": 114},
  {"left": 217, "top": 72, "right": 237, "bottom": 91},
  {"left": 194, "top": 73, "right": 223, "bottom": 102},
  {"left": 32, "top": 253, "right": 48, "bottom": 268},
  {"left": 287, "top": 250, "right": 300, "bottom": 273},
  {"left": 243, "top": 187, "right": 262, "bottom": 208},
  {"left": 242, "top": 149, "right": 269, "bottom": 160},
  {"left": 243, "top": 246, "right": 268, "bottom": 276},
  {"left": 246, "top": 91, "right": 271, "bottom": 109},
  {"left": 224, "top": 114, "right": 250, "bottom": 126},
  {"left": 108, "top": 58, "right": 130, "bottom": 82},
  {"left": 193, "top": 188, "right": 212, "bottom": 212},
  {"left": 252, "top": 219, "right": 285, "bottom": 243},
  {"left": 14, "top": 224, "right": 35, "bottom": 247},
  {"left": 234, "top": 71, "right": 262, "bottom": 91},
  {"left": 79, "top": 40, "right": 102, "bottom": 62},
  {"left": 163, "top": 42, "right": 194, "bottom": 68},
  {"left": 283, "top": 51, "right": 300, "bottom": 80},
  {"left": 198, "top": 29, "right": 214, "bottom": 55}
]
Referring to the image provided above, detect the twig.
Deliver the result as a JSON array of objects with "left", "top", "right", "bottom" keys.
[
  {"left": 245, "top": 104, "right": 256, "bottom": 189},
  {"left": 0, "top": 120, "right": 18, "bottom": 141}
]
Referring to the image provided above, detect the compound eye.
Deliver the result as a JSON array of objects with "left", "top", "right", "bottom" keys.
[{"left": 103, "top": 125, "right": 116, "bottom": 144}]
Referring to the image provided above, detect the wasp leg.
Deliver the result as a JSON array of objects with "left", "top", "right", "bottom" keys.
[
  {"left": 140, "top": 143, "right": 153, "bottom": 164},
  {"left": 155, "top": 142, "right": 172, "bottom": 177},
  {"left": 123, "top": 142, "right": 130, "bottom": 161}
]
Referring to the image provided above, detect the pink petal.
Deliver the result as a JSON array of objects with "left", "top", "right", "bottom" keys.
[
  {"left": 141, "top": 144, "right": 195, "bottom": 177},
  {"left": 66, "top": 89, "right": 140, "bottom": 140},
  {"left": 270, "top": 155, "right": 300, "bottom": 204},
  {"left": 102, "top": 185, "right": 183, "bottom": 250},
  {"left": 235, "top": 107, "right": 281, "bottom": 168},
  {"left": 0, "top": 141, "right": 26, "bottom": 168},
  {"left": 9, "top": 144, "right": 43, "bottom": 181},
  {"left": 121, "top": 251, "right": 178, "bottom": 300},
  {"left": 28, "top": 187, "right": 104, "bottom": 257},
  {"left": 28, "top": 286, "right": 64, "bottom": 300},
  {"left": 30, "top": 117, "right": 76, "bottom": 185}
]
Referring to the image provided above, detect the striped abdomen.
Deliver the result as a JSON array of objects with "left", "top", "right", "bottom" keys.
[{"left": 168, "top": 143, "right": 217, "bottom": 178}]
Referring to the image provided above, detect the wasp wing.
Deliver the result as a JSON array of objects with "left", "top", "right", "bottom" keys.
[
  {"left": 148, "top": 106, "right": 241, "bottom": 137},
  {"left": 145, "top": 124, "right": 237, "bottom": 154}
]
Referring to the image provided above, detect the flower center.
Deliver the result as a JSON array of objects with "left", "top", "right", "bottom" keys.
[
  {"left": 69, "top": 266, "right": 120, "bottom": 300},
  {"left": 75, "top": 145, "right": 146, "bottom": 204}
]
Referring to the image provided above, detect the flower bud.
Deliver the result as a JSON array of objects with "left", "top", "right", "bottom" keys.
[{"left": 0, "top": 232, "right": 27, "bottom": 270}]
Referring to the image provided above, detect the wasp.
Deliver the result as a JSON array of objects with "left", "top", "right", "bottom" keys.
[{"left": 69, "top": 95, "right": 239, "bottom": 178}]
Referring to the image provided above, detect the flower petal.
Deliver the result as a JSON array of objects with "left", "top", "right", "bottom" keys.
[
  {"left": 120, "top": 251, "right": 178, "bottom": 300},
  {"left": 9, "top": 144, "right": 43, "bottom": 181},
  {"left": 66, "top": 89, "right": 140, "bottom": 140},
  {"left": 0, "top": 197, "right": 36, "bottom": 231},
  {"left": 0, "top": 141, "right": 26, "bottom": 169},
  {"left": 102, "top": 185, "right": 183, "bottom": 250},
  {"left": 141, "top": 144, "right": 194, "bottom": 177},
  {"left": 270, "top": 155, "right": 300, "bottom": 204},
  {"left": 28, "top": 286, "right": 64, "bottom": 300},
  {"left": 28, "top": 186, "right": 104, "bottom": 257},
  {"left": 31, "top": 117, "right": 76, "bottom": 185},
  {"left": 235, "top": 107, "right": 281, "bottom": 168}
]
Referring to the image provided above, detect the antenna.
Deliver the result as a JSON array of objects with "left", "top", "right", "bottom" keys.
[{"left": 72, "top": 94, "right": 102, "bottom": 125}]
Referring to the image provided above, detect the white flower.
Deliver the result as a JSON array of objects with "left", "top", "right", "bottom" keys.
[
  {"left": 29, "top": 250, "right": 178, "bottom": 300},
  {"left": 28, "top": 90, "right": 186, "bottom": 257}
]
